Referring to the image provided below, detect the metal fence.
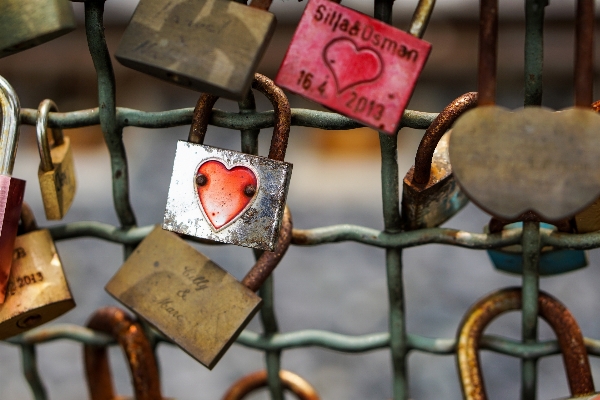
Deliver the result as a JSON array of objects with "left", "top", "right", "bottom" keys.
[{"left": 4, "top": 0, "right": 600, "bottom": 399}]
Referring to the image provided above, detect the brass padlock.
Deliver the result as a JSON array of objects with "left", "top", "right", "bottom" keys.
[
  {"left": 163, "top": 73, "right": 292, "bottom": 251},
  {"left": 0, "top": 203, "right": 75, "bottom": 340},
  {"left": 36, "top": 99, "right": 77, "bottom": 221},
  {"left": 107, "top": 207, "right": 292, "bottom": 370},
  {"left": 115, "top": 0, "right": 276, "bottom": 100},
  {"left": 0, "top": 0, "right": 75, "bottom": 58},
  {"left": 84, "top": 306, "right": 172, "bottom": 400},
  {"left": 402, "top": 92, "right": 476, "bottom": 230},
  {"left": 457, "top": 287, "right": 595, "bottom": 399},
  {"left": 223, "top": 369, "right": 321, "bottom": 400}
]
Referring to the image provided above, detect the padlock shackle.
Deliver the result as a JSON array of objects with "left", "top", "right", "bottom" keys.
[
  {"left": 413, "top": 92, "right": 477, "bottom": 184},
  {"left": 242, "top": 205, "right": 292, "bottom": 292},
  {"left": 222, "top": 369, "right": 321, "bottom": 400},
  {"left": 408, "top": 0, "right": 436, "bottom": 39},
  {"left": 19, "top": 203, "right": 38, "bottom": 234},
  {"left": 457, "top": 288, "right": 595, "bottom": 400},
  {"left": 84, "top": 307, "right": 163, "bottom": 400},
  {"left": 188, "top": 74, "right": 291, "bottom": 162},
  {"left": 479, "top": 0, "right": 594, "bottom": 107},
  {"left": 0, "top": 75, "right": 20, "bottom": 176},
  {"left": 36, "top": 99, "right": 64, "bottom": 173}
]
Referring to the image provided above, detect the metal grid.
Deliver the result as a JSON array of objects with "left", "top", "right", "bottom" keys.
[{"left": 4, "top": 0, "right": 599, "bottom": 399}]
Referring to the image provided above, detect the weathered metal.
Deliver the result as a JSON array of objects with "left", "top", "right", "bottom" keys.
[
  {"left": 36, "top": 99, "right": 77, "bottom": 221},
  {"left": 115, "top": 0, "right": 276, "bottom": 100},
  {"left": 0, "top": 75, "right": 25, "bottom": 304},
  {"left": 0, "top": 0, "right": 75, "bottom": 58},
  {"left": 457, "top": 288, "right": 595, "bottom": 400},
  {"left": 222, "top": 370, "right": 321, "bottom": 400},
  {"left": 402, "top": 92, "right": 476, "bottom": 230},
  {"left": 0, "top": 203, "right": 75, "bottom": 340},
  {"left": 163, "top": 74, "right": 292, "bottom": 251},
  {"left": 275, "top": 0, "right": 432, "bottom": 135}
]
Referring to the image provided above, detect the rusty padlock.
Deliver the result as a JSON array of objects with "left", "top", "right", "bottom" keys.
[
  {"left": 106, "top": 207, "right": 292, "bottom": 370},
  {"left": 0, "top": 75, "right": 26, "bottom": 304},
  {"left": 457, "top": 287, "right": 595, "bottom": 399},
  {"left": 163, "top": 73, "right": 292, "bottom": 251},
  {"left": 485, "top": 221, "right": 587, "bottom": 276},
  {"left": 402, "top": 92, "right": 476, "bottom": 230},
  {"left": 84, "top": 306, "right": 171, "bottom": 400},
  {"left": 0, "top": 0, "right": 75, "bottom": 58},
  {"left": 450, "top": 0, "right": 600, "bottom": 225},
  {"left": 36, "top": 99, "right": 77, "bottom": 221},
  {"left": 222, "top": 369, "right": 321, "bottom": 400},
  {"left": 275, "top": 0, "right": 433, "bottom": 134},
  {"left": 115, "top": 0, "right": 276, "bottom": 100},
  {"left": 0, "top": 203, "right": 75, "bottom": 340}
]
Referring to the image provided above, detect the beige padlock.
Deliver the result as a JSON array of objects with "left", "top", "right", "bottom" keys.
[
  {"left": 36, "top": 99, "right": 77, "bottom": 220},
  {"left": 0, "top": 203, "right": 75, "bottom": 340}
]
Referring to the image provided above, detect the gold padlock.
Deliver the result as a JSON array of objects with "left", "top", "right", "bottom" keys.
[
  {"left": 84, "top": 306, "right": 172, "bottom": 400},
  {"left": 0, "top": 203, "right": 75, "bottom": 340},
  {"left": 36, "top": 99, "right": 77, "bottom": 220},
  {"left": 106, "top": 207, "right": 292, "bottom": 370}
]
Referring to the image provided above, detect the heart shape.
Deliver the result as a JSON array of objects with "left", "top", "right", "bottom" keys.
[
  {"left": 323, "top": 38, "right": 383, "bottom": 93},
  {"left": 449, "top": 106, "right": 600, "bottom": 221},
  {"left": 196, "top": 160, "right": 258, "bottom": 230}
]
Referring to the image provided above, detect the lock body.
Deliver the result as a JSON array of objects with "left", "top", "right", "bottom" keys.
[
  {"left": 115, "top": 0, "right": 276, "bottom": 101},
  {"left": 39, "top": 137, "right": 76, "bottom": 220},
  {"left": 0, "top": 0, "right": 75, "bottom": 58},
  {"left": 574, "top": 197, "right": 600, "bottom": 233},
  {"left": 275, "top": 0, "right": 431, "bottom": 134},
  {"left": 106, "top": 227, "right": 262, "bottom": 370},
  {"left": 163, "top": 141, "right": 292, "bottom": 251},
  {"left": 485, "top": 222, "right": 587, "bottom": 276},
  {"left": 0, "top": 229, "right": 74, "bottom": 339},
  {"left": 0, "top": 175, "right": 25, "bottom": 303},
  {"left": 402, "top": 132, "right": 468, "bottom": 230}
]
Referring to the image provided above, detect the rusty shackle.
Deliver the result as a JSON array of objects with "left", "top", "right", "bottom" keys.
[
  {"left": 84, "top": 307, "right": 163, "bottom": 400},
  {"left": 188, "top": 73, "right": 291, "bottom": 162},
  {"left": 457, "top": 288, "right": 594, "bottom": 400},
  {"left": 222, "top": 369, "right": 321, "bottom": 400},
  {"left": 412, "top": 92, "right": 478, "bottom": 185}
]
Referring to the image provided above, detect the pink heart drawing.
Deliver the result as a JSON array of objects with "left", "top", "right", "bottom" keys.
[{"left": 323, "top": 38, "right": 383, "bottom": 93}]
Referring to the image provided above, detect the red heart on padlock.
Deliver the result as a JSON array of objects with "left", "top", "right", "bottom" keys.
[
  {"left": 323, "top": 38, "right": 383, "bottom": 93},
  {"left": 196, "top": 160, "right": 258, "bottom": 230}
]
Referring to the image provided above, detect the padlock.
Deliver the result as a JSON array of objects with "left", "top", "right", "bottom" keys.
[
  {"left": 0, "top": 0, "right": 75, "bottom": 58},
  {"left": 402, "top": 92, "right": 476, "bottom": 230},
  {"left": 84, "top": 306, "right": 172, "bottom": 400},
  {"left": 106, "top": 206, "right": 292, "bottom": 370},
  {"left": 163, "top": 73, "right": 292, "bottom": 251},
  {"left": 0, "top": 203, "right": 75, "bottom": 340},
  {"left": 484, "top": 221, "right": 587, "bottom": 276},
  {"left": 36, "top": 99, "right": 77, "bottom": 221},
  {"left": 222, "top": 369, "right": 321, "bottom": 400},
  {"left": 275, "top": 0, "right": 433, "bottom": 135},
  {"left": 115, "top": 0, "right": 276, "bottom": 101},
  {"left": 457, "top": 287, "right": 595, "bottom": 399},
  {"left": 0, "top": 76, "right": 26, "bottom": 304},
  {"left": 449, "top": 0, "right": 600, "bottom": 225}
]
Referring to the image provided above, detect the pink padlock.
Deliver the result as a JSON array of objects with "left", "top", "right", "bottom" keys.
[{"left": 275, "top": 0, "right": 433, "bottom": 135}]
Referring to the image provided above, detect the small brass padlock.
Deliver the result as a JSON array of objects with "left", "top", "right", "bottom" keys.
[
  {"left": 457, "top": 287, "right": 595, "bottom": 399},
  {"left": 0, "top": 76, "right": 26, "bottom": 303},
  {"left": 36, "top": 99, "right": 77, "bottom": 221},
  {"left": 115, "top": 0, "right": 276, "bottom": 100},
  {"left": 0, "top": 0, "right": 75, "bottom": 58},
  {"left": 163, "top": 73, "right": 292, "bottom": 251},
  {"left": 223, "top": 370, "right": 321, "bottom": 400},
  {"left": 84, "top": 307, "right": 172, "bottom": 400},
  {"left": 402, "top": 92, "right": 476, "bottom": 230},
  {"left": 0, "top": 203, "right": 75, "bottom": 340},
  {"left": 106, "top": 206, "right": 292, "bottom": 370}
]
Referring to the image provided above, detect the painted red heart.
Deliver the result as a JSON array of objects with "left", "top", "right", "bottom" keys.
[
  {"left": 323, "top": 38, "right": 383, "bottom": 93},
  {"left": 196, "top": 160, "right": 258, "bottom": 230}
]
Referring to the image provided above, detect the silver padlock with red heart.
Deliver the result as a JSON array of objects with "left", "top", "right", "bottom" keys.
[{"left": 163, "top": 74, "right": 292, "bottom": 251}]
